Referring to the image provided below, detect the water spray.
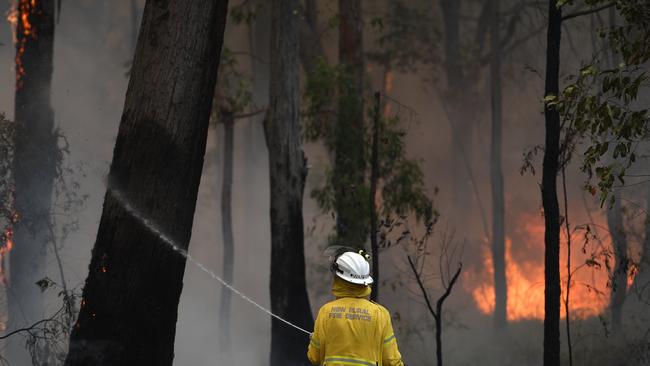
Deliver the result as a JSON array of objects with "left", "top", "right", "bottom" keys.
[{"left": 108, "top": 187, "right": 313, "bottom": 336}]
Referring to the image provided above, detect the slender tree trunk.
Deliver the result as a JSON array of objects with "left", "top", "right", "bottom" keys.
[
  {"left": 299, "top": 0, "right": 326, "bottom": 77},
  {"left": 9, "top": 2, "right": 56, "bottom": 361},
  {"left": 542, "top": 1, "right": 562, "bottom": 365},
  {"left": 489, "top": 0, "right": 507, "bottom": 329},
  {"left": 607, "top": 190, "right": 628, "bottom": 332},
  {"left": 335, "top": 0, "right": 366, "bottom": 247},
  {"left": 370, "top": 92, "right": 380, "bottom": 302},
  {"left": 435, "top": 313, "right": 443, "bottom": 366},
  {"left": 219, "top": 111, "right": 234, "bottom": 353},
  {"left": 240, "top": 0, "right": 270, "bottom": 259},
  {"left": 64, "top": 1, "right": 228, "bottom": 364},
  {"left": 266, "top": 0, "right": 313, "bottom": 364},
  {"left": 440, "top": 0, "right": 462, "bottom": 88},
  {"left": 247, "top": 0, "right": 270, "bottom": 172},
  {"left": 561, "top": 169, "right": 573, "bottom": 366}
]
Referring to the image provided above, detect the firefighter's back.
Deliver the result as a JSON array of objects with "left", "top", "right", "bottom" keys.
[{"left": 314, "top": 297, "right": 390, "bottom": 365}]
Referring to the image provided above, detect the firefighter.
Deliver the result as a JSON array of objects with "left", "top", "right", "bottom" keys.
[{"left": 307, "top": 250, "right": 405, "bottom": 366}]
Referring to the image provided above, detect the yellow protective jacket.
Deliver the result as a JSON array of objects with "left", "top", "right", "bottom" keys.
[{"left": 307, "top": 277, "right": 404, "bottom": 366}]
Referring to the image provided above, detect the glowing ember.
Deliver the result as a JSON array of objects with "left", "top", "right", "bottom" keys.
[
  {"left": 0, "top": 230, "right": 14, "bottom": 285},
  {"left": 464, "top": 212, "right": 612, "bottom": 321}
]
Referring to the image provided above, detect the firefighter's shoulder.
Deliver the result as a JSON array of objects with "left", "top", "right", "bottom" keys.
[{"left": 368, "top": 300, "right": 391, "bottom": 318}]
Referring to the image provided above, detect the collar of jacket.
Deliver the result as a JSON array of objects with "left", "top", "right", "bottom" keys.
[{"left": 332, "top": 276, "right": 372, "bottom": 298}]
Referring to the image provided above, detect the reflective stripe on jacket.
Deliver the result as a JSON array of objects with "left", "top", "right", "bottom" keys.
[{"left": 307, "top": 277, "right": 404, "bottom": 366}]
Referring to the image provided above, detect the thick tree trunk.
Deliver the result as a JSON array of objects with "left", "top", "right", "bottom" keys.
[
  {"left": 607, "top": 191, "right": 628, "bottom": 332},
  {"left": 489, "top": 0, "right": 507, "bottom": 329},
  {"left": 64, "top": 1, "right": 228, "bottom": 365},
  {"left": 266, "top": 0, "right": 313, "bottom": 365},
  {"left": 9, "top": 0, "right": 56, "bottom": 357},
  {"left": 438, "top": 0, "right": 485, "bottom": 229},
  {"left": 219, "top": 111, "right": 234, "bottom": 353},
  {"left": 542, "top": 1, "right": 562, "bottom": 365},
  {"left": 335, "top": 0, "right": 366, "bottom": 247}
]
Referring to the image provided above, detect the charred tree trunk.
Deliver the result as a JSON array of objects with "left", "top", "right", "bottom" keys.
[
  {"left": 607, "top": 191, "right": 628, "bottom": 332},
  {"left": 219, "top": 111, "right": 234, "bottom": 353},
  {"left": 542, "top": 1, "right": 562, "bottom": 365},
  {"left": 64, "top": 1, "right": 228, "bottom": 365},
  {"left": 489, "top": 0, "right": 507, "bottom": 329},
  {"left": 335, "top": 0, "right": 366, "bottom": 248},
  {"left": 9, "top": 0, "right": 56, "bottom": 351},
  {"left": 266, "top": 0, "right": 313, "bottom": 364}
]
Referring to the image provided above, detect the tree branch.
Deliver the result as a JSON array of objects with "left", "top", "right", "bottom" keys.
[
  {"left": 0, "top": 308, "right": 62, "bottom": 340},
  {"left": 407, "top": 255, "right": 437, "bottom": 320},
  {"left": 562, "top": 2, "right": 615, "bottom": 22},
  {"left": 233, "top": 108, "right": 267, "bottom": 120},
  {"left": 436, "top": 263, "right": 463, "bottom": 310}
]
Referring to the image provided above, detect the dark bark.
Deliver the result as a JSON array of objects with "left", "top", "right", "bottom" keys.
[
  {"left": 542, "top": 1, "right": 562, "bottom": 365},
  {"left": 335, "top": 0, "right": 366, "bottom": 247},
  {"left": 607, "top": 191, "right": 628, "bottom": 332},
  {"left": 9, "top": 0, "right": 57, "bottom": 350},
  {"left": 266, "top": 0, "right": 313, "bottom": 364},
  {"left": 64, "top": 1, "right": 228, "bottom": 365},
  {"left": 219, "top": 111, "right": 234, "bottom": 352},
  {"left": 489, "top": 0, "right": 507, "bottom": 329},
  {"left": 370, "top": 92, "right": 380, "bottom": 302}
]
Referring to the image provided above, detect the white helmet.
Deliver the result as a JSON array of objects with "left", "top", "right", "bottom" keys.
[{"left": 333, "top": 251, "right": 373, "bottom": 285}]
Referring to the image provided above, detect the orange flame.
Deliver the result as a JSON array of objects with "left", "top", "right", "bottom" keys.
[
  {"left": 464, "top": 212, "right": 612, "bottom": 321},
  {"left": 8, "top": 0, "right": 37, "bottom": 89}
]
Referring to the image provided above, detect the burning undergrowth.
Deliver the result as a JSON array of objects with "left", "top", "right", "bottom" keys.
[{"left": 463, "top": 207, "right": 631, "bottom": 322}]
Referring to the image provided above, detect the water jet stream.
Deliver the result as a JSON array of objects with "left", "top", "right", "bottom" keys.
[{"left": 108, "top": 187, "right": 313, "bottom": 336}]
